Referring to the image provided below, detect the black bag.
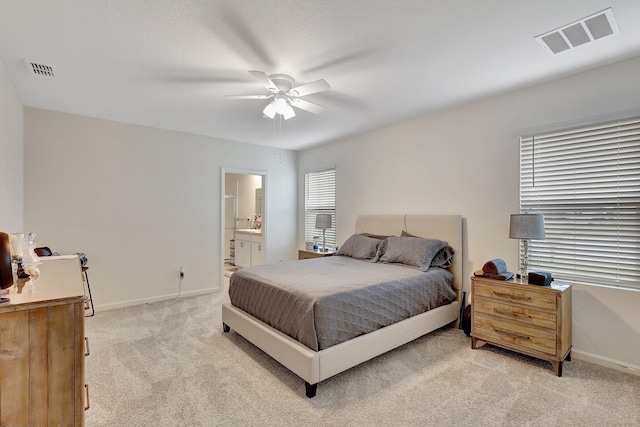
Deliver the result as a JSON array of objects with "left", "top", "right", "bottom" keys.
[
  {"left": 0, "top": 232, "right": 13, "bottom": 290},
  {"left": 461, "top": 305, "right": 472, "bottom": 337}
]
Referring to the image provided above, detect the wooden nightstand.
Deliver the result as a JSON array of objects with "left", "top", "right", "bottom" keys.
[
  {"left": 298, "top": 249, "right": 336, "bottom": 260},
  {"left": 471, "top": 276, "right": 572, "bottom": 376}
]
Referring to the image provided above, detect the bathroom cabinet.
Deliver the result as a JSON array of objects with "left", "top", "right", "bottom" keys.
[{"left": 235, "top": 231, "right": 264, "bottom": 267}]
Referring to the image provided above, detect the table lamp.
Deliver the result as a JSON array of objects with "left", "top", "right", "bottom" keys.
[
  {"left": 315, "top": 214, "right": 332, "bottom": 252},
  {"left": 509, "top": 213, "right": 545, "bottom": 278}
]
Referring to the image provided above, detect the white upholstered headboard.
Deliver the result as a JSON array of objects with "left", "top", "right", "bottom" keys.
[{"left": 354, "top": 215, "right": 463, "bottom": 292}]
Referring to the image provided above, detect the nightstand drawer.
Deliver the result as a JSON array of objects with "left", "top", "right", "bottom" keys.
[
  {"left": 474, "top": 282, "right": 556, "bottom": 310},
  {"left": 474, "top": 299, "right": 557, "bottom": 329},
  {"left": 474, "top": 314, "right": 557, "bottom": 356}
]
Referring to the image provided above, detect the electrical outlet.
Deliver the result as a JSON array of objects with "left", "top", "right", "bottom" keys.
[{"left": 179, "top": 266, "right": 185, "bottom": 279}]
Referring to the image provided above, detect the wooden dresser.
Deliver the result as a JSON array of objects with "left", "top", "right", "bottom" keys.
[
  {"left": 0, "top": 257, "right": 88, "bottom": 426},
  {"left": 471, "top": 276, "right": 572, "bottom": 376}
]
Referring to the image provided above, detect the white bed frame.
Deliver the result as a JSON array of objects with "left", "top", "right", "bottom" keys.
[{"left": 222, "top": 214, "right": 463, "bottom": 397}]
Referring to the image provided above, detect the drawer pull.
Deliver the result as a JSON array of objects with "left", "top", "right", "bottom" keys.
[
  {"left": 493, "top": 291, "right": 531, "bottom": 301},
  {"left": 494, "top": 308, "right": 531, "bottom": 319},
  {"left": 84, "top": 384, "right": 90, "bottom": 410},
  {"left": 84, "top": 336, "right": 90, "bottom": 357},
  {"left": 493, "top": 328, "right": 531, "bottom": 341}
]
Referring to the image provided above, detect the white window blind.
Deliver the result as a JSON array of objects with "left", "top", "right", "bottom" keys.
[
  {"left": 304, "top": 168, "right": 336, "bottom": 247},
  {"left": 519, "top": 117, "right": 640, "bottom": 288}
]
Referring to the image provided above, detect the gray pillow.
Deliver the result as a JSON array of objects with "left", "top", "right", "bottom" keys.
[
  {"left": 379, "top": 236, "right": 450, "bottom": 271},
  {"left": 371, "top": 237, "right": 388, "bottom": 262},
  {"left": 337, "top": 234, "right": 382, "bottom": 260},
  {"left": 401, "top": 230, "right": 455, "bottom": 268},
  {"left": 430, "top": 245, "right": 455, "bottom": 268}
]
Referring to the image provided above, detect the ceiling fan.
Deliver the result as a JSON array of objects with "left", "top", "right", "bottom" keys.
[{"left": 226, "top": 70, "right": 330, "bottom": 120}]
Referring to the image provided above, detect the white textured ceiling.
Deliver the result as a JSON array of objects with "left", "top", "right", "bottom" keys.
[{"left": 2, "top": 1, "right": 640, "bottom": 150}]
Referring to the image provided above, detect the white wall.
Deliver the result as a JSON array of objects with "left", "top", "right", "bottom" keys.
[
  {"left": 299, "top": 55, "right": 640, "bottom": 373},
  {"left": 24, "top": 108, "right": 297, "bottom": 309},
  {"left": 0, "top": 59, "right": 23, "bottom": 232}
]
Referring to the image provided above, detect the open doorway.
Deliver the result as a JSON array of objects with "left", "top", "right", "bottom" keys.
[{"left": 221, "top": 169, "right": 266, "bottom": 283}]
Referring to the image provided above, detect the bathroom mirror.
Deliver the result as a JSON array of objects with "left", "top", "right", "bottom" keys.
[{"left": 255, "top": 188, "right": 263, "bottom": 215}]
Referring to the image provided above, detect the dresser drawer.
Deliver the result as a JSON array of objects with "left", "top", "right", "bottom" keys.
[
  {"left": 474, "top": 314, "right": 557, "bottom": 356},
  {"left": 474, "top": 299, "right": 557, "bottom": 330},
  {"left": 474, "top": 282, "right": 556, "bottom": 310},
  {"left": 235, "top": 233, "right": 251, "bottom": 243}
]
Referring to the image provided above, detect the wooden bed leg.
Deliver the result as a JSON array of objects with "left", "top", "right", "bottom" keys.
[
  {"left": 305, "top": 382, "right": 317, "bottom": 398},
  {"left": 222, "top": 323, "right": 230, "bottom": 333}
]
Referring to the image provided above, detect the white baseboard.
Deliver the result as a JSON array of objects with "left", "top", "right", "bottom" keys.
[
  {"left": 94, "top": 288, "right": 220, "bottom": 312},
  {"left": 572, "top": 349, "right": 640, "bottom": 377}
]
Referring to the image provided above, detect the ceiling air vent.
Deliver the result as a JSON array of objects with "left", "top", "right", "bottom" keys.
[
  {"left": 535, "top": 8, "right": 620, "bottom": 55},
  {"left": 24, "top": 60, "right": 55, "bottom": 77}
]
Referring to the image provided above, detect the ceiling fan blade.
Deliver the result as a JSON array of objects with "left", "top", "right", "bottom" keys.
[
  {"left": 288, "top": 79, "right": 330, "bottom": 97},
  {"left": 225, "top": 94, "right": 273, "bottom": 100},
  {"left": 290, "top": 98, "right": 326, "bottom": 114},
  {"left": 303, "top": 48, "right": 380, "bottom": 74},
  {"left": 249, "top": 70, "right": 278, "bottom": 92},
  {"left": 217, "top": 6, "right": 275, "bottom": 69}
]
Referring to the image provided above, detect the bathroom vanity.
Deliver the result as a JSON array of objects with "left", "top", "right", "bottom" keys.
[{"left": 234, "top": 229, "right": 264, "bottom": 267}]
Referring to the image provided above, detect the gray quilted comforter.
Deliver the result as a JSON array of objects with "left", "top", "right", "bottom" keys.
[{"left": 228, "top": 256, "right": 457, "bottom": 351}]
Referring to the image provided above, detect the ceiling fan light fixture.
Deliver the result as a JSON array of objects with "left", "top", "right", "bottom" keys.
[
  {"left": 273, "top": 94, "right": 289, "bottom": 114},
  {"left": 263, "top": 102, "right": 277, "bottom": 119},
  {"left": 282, "top": 104, "right": 296, "bottom": 120},
  {"left": 261, "top": 94, "right": 296, "bottom": 120},
  {"left": 229, "top": 70, "right": 330, "bottom": 120}
]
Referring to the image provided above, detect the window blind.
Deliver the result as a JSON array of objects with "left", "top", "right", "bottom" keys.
[
  {"left": 519, "top": 117, "right": 640, "bottom": 288},
  {"left": 304, "top": 168, "right": 336, "bottom": 248}
]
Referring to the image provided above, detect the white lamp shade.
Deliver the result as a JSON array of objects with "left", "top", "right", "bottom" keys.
[
  {"left": 282, "top": 103, "right": 296, "bottom": 120},
  {"left": 509, "top": 214, "right": 545, "bottom": 240},
  {"left": 263, "top": 102, "right": 277, "bottom": 119},
  {"left": 315, "top": 214, "right": 332, "bottom": 229}
]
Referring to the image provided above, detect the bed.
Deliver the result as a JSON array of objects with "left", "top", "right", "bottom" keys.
[{"left": 222, "top": 214, "right": 463, "bottom": 397}]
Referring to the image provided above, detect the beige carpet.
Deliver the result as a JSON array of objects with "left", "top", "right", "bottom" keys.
[{"left": 85, "top": 289, "right": 640, "bottom": 426}]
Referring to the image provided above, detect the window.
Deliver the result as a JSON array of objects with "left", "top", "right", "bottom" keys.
[
  {"left": 519, "top": 117, "right": 640, "bottom": 288},
  {"left": 304, "top": 168, "right": 336, "bottom": 248}
]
